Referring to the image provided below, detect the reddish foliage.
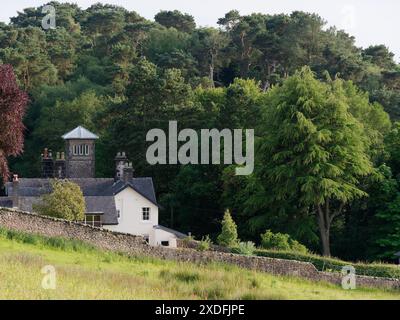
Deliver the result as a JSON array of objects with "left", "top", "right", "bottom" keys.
[{"left": 0, "top": 64, "right": 28, "bottom": 183}]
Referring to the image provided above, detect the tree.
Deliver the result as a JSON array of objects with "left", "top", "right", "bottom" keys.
[
  {"left": 217, "top": 209, "right": 239, "bottom": 247},
  {"left": 0, "top": 64, "right": 28, "bottom": 182},
  {"left": 155, "top": 10, "right": 196, "bottom": 33},
  {"left": 362, "top": 45, "right": 396, "bottom": 70},
  {"left": 256, "top": 67, "right": 373, "bottom": 256},
  {"left": 33, "top": 180, "right": 85, "bottom": 221},
  {"left": 191, "top": 28, "right": 229, "bottom": 86}
]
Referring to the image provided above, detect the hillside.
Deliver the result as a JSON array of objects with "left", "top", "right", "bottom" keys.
[{"left": 0, "top": 229, "right": 399, "bottom": 300}]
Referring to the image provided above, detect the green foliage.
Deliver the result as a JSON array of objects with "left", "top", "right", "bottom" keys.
[
  {"left": 3, "top": 3, "right": 400, "bottom": 263},
  {"left": 198, "top": 235, "right": 212, "bottom": 252},
  {"left": 155, "top": 10, "right": 196, "bottom": 33},
  {"left": 217, "top": 210, "right": 239, "bottom": 247},
  {"left": 0, "top": 227, "right": 96, "bottom": 252},
  {"left": 33, "top": 180, "right": 85, "bottom": 221},
  {"left": 254, "top": 67, "right": 374, "bottom": 256},
  {"left": 260, "top": 230, "right": 308, "bottom": 254},
  {"left": 261, "top": 230, "right": 291, "bottom": 251},
  {"left": 231, "top": 241, "right": 256, "bottom": 256},
  {"left": 255, "top": 249, "right": 400, "bottom": 279}
]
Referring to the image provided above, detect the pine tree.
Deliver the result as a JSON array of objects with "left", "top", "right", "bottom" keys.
[{"left": 217, "top": 209, "right": 239, "bottom": 247}]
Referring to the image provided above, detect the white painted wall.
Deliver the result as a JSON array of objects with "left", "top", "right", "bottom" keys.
[
  {"left": 150, "top": 228, "right": 178, "bottom": 247},
  {"left": 103, "top": 186, "right": 179, "bottom": 248},
  {"left": 104, "top": 187, "right": 158, "bottom": 237}
]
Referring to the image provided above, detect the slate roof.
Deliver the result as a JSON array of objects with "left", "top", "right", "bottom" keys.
[
  {"left": 0, "top": 197, "right": 12, "bottom": 208},
  {"left": 4, "top": 177, "right": 158, "bottom": 225},
  {"left": 153, "top": 225, "right": 187, "bottom": 239},
  {"left": 62, "top": 126, "right": 99, "bottom": 140}
]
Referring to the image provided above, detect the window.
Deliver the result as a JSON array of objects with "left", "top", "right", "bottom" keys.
[
  {"left": 142, "top": 207, "right": 150, "bottom": 221},
  {"left": 84, "top": 215, "right": 102, "bottom": 227},
  {"left": 117, "top": 199, "right": 123, "bottom": 220},
  {"left": 161, "top": 241, "right": 169, "bottom": 247},
  {"left": 73, "top": 144, "right": 90, "bottom": 156}
]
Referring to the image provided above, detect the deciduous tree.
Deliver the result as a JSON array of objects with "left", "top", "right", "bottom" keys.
[{"left": 0, "top": 64, "right": 28, "bottom": 182}]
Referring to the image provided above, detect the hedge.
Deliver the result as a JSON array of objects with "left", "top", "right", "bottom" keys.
[{"left": 255, "top": 249, "right": 400, "bottom": 279}]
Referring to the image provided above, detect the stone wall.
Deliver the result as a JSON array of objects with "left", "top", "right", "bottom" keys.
[{"left": 0, "top": 207, "right": 399, "bottom": 290}]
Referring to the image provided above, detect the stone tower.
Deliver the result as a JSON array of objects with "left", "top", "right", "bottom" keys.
[{"left": 62, "top": 126, "right": 99, "bottom": 178}]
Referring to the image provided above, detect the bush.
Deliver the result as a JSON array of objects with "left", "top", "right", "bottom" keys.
[
  {"left": 260, "top": 230, "right": 308, "bottom": 253},
  {"left": 217, "top": 209, "right": 238, "bottom": 247},
  {"left": 231, "top": 241, "right": 256, "bottom": 256},
  {"left": 197, "top": 235, "right": 212, "bottom": 252},
  {"left": 288, "top": 239, "right": 309, "bottom": 254}
]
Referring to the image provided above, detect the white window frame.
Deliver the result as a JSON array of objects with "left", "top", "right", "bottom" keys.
[
  {"left": 84, "top": 215, "right": 102, "bottom": 227},
  {"left": 73, "top": 144, "right": 90, "bottom": 156},
  {"left": 142, "top": 207, "right": 150, "bottom": 221}
]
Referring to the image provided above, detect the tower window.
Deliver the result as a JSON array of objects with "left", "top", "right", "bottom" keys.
[{"left": 73, "top": 144, "right": 90, "bottom": 155}]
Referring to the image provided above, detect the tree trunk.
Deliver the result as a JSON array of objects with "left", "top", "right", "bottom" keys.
[
  {"left": 319, "top": 225, "right": 331, "bottom": 257},
  {"left": 209, "top": 63, "right": 215, "bottom": 88},
  {"left": 317, "top": 203, "right": 331, "bottom": 256}
]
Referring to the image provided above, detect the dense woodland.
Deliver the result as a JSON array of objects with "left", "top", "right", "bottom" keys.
[{"left": 1, "top": 2, "right": 400, "bottom": 260}]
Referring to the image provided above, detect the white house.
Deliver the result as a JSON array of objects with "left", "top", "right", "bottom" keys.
[{"left": 0, "top": 126, "right": 186, "bottom": 248}]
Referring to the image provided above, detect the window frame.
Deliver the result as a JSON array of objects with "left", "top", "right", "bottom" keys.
[
  {"left": 84, "top": 215, "right": 102, "bottom": 227},
  {"left": 73, "top": 144, "right": 90, "bottom": 156},
  {"left": 142, "top": 207, "right": 150, "bottom": 221}
]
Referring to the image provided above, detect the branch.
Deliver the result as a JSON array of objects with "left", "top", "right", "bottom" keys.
[{"left": 329, "top": 202, "right": 345, "bottom": 224}]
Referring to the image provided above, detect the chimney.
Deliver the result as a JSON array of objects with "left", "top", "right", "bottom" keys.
[
  {"left": 54, "top": 151, "right": 66, "bottom": 178},
  {"left": 115, "top": 151, "right": 128, "bottom": 181},
  {"left": 123, "top": 162, "right": 134, "bottom": 183},
  {"left": 41, "top": 148, "right": 54, "bottom": 178},
  {"left": 12, "top": 174, "right": 19, "bottom": 208}
]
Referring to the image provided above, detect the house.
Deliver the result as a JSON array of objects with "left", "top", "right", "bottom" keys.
[{"left": 0, "top": 126, "right": 186, "bottom": 247}]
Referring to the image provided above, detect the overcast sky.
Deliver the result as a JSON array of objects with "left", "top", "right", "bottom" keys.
[{"left": 2, "top": 0, "right": 399, "bottom": 61}]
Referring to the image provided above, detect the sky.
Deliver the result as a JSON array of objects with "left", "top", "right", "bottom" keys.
[{"left": 1, "top": 0, "right": 399, "bottom": 61}]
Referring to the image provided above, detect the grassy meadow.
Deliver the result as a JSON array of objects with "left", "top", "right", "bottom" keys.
[{"left": 0, "top": 229, "right": 399, "bottom": 300}]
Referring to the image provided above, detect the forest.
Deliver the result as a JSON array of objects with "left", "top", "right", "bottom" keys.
[{"left": 1, "top": 1, "right": 400, "bottom": 261}]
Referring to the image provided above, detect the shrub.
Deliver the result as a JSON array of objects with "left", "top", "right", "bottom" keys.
[
  {"left": 217, "top": 209, "right": 238, "bottom": 247},
  {"left": 260, "top": 230, "right": 308, "bottom": 253},
  {"left": 231, "top": 241, "right": 256, "bottom": 256},
  {"left": 198, "top": 235, "right": 212, "bottom": 252},
  {"left": 289, "top": 239, "right": 309, "bottom": 254},
  {"left": 33, "top": 179, "right": 85, "bottom": 221}
]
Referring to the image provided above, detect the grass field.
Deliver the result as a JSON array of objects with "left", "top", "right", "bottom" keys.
[{"left": 0, "top": 230, "right": 399, "bottom": 300}]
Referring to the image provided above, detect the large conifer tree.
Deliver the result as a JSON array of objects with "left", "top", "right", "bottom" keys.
[{"left": 256, "top": 67, "right": 372, "bottom": 256}]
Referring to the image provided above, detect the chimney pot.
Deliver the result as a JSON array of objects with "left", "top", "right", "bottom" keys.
[{"left": 12, "top": 174, "right": 19, "bottom": 208}]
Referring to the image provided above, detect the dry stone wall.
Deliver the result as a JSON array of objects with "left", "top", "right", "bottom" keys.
[{"left": 0, "top": 207, "right": 399, "bottom": 290}]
